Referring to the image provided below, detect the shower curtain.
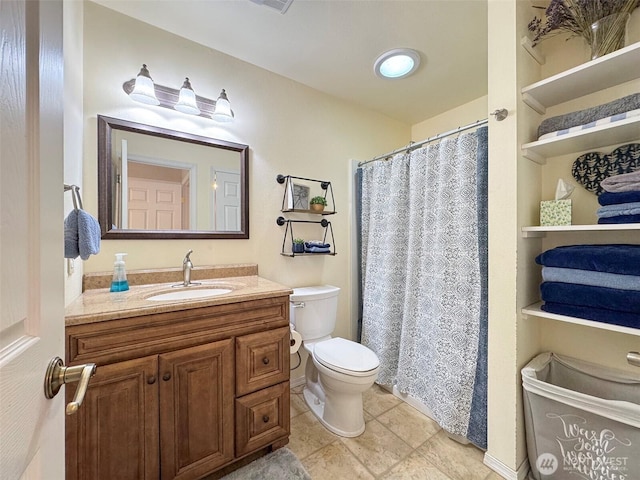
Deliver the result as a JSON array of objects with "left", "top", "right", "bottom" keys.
[{"left": 357, "top": 126, "right": 488, "bottom": 449}]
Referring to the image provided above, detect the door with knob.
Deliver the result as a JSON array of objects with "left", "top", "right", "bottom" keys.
[{"left": 0, "top": 0, "right": 66, "bottom": 477}]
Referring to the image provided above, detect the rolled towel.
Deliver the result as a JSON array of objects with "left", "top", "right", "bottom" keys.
[
  {"left": 64, "top": 210, "right": 80, "bottom": 259},
  {"left": 601, "top": 170, "right": 640, "bottom": 193},
  {"left": 598, "top": 190, "right": 640, "bottom": 206},
  {"left": 304, "top": 246, "right": 331, "bottom": 253},
  {"left": 77, "top": 210, "right": 101, "bottom": 260},
  {"left": 538, "top": 93, "right": 640, "bottom": 138},
  {"left": 305, "top": 241, "right": 330, "bottom": 249}
]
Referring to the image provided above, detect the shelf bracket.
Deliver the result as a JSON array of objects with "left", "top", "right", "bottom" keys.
[
  {"left": 520, "top": 36, "right": 545, "bottom": 65},
  {"left": 522, "top": 93, "right": 546, "bottom": 115},
  {"left": 522, "top": 148, "right": 546, "bottom": 165}
]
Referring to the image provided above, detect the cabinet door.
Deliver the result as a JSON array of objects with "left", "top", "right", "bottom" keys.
[
  {"left": 236, "top": 326, "right": 290, "bottom": 396},
  {"left": 159, "top": 339, "right": 234, "bottom": 480},
  {"left": 235, "top": 382, "right": 290, "bottom": 456},
  {"left": 66, "top": 356, "right": 159, "bottom": 480}
]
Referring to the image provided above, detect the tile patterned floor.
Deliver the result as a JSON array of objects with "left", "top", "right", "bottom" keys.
[{"left": 289, "top": 384, "right": 504, "bottom": 480}]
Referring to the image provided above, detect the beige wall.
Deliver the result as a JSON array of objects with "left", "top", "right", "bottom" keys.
[
  {"left": 63, "top": 1, "right": 84, "bottom": 306},
  {"left": 411, "top": 96, "right": 487, "bottom": 142},
  {"left": 77, "top": 3, "right": 409, "bottom": 379}
]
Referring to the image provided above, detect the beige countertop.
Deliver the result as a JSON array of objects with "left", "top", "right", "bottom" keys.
[{"left": 66, "top": 268, "right": 292, "bottom": 326}]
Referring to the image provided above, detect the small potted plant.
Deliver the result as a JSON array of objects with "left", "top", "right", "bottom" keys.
[
  {"left": 310, "top": 196, "right": 328, "bottom": 212},
  {"left": 292, "top": 238, "right": 305, "bottom": 254}
]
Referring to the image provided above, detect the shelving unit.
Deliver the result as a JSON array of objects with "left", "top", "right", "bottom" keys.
[
  {"left": 521, "top": 43, "right": 640, "bottom": 337},
  {"left": 276, "top": 174, "right": 337, "bottom": 257}
]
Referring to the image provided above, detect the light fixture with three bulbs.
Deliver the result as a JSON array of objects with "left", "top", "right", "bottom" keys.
[{"left": 123, "top": 64, "right": 234, "bottom": 123}]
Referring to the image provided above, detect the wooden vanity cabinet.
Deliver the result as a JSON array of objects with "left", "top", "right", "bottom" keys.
[{"left": 65, "top": 296, "right": 290, "bottom": 480}]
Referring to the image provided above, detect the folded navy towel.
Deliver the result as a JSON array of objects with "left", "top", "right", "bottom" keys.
[
  {"left": 64, "top": 210, "right": 80, "bottom": 259},
  {"left": 535, "top": 244, "right": 640, "bottom": 275},
  {"left": 598, "top": 190, "right": 640, "bottom": 206},
  {"left": 304, "top": 246, "right": 331, "bottom": 253},
  {"left": 538, "top": 93, "right": 640, "bottom": 138},
  {"left": 598, "top": 214, "right": 640, "bottom": 224},
  {"left": 541, "top": 281, "right": 640, "bottom": 314},
  {"left": 541, "top": 302, "right": 640, "bottom": 330},
  {"left": 77, "top": 210, "right": 101, "bottom": 260},
  {"left": 542, "top": 267, "right": 640, "bottom": 291}
]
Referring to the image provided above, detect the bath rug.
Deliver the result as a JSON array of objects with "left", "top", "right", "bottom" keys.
[
  {"left": 571, "top": 143, "right": 640, "bottom": 195},
  {"left": 220, "top": 448, "right": 311, "bottom": 480}
]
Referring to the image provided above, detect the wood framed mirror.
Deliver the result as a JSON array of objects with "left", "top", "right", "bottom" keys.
[{"left": 97, "top": 115, "right": 249, "bottom": 239}]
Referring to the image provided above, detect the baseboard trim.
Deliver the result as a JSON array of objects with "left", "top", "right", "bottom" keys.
[{"left": 483, "top": 453, "right": 530, "bottom": 480}]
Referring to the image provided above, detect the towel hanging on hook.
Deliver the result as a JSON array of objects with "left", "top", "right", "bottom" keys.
[{"left": 63, "top": 184, "right": 101, "bottom": 260}]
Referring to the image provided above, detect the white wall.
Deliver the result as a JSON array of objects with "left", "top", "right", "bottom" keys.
[{"left": 411, "top": 96, "right": 487, "bottom": 142}]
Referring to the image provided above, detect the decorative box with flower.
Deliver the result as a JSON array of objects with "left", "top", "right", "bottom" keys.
[{"left": 528, "top": 0, "right": 639, "bottom": 59}]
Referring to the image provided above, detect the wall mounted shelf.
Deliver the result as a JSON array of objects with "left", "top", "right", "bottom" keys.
[
  {"left": 521, "top": 223, "right": 640, "bottom": 238},
  {"left": 276, "top": 174, "right": 336, "bottom": 215},
  {"left": 521, "top": 42, "right": 640, "bottom": 114},
  {"left": 276, "top": 217, "right": 336, "bottom": 257}
]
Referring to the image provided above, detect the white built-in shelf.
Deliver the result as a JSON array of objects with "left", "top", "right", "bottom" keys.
[
  {"left": 521, "top": 42, "right": 640, "bottom": 114},
  {"left": 522, "top": 223, "right": 640, "bottom": 238},
  {"left": 522, "top": 301, "right": 640, "bottom": 337},
  {"left": 521, "top": 116, "right": 640, "bottom": 164}
]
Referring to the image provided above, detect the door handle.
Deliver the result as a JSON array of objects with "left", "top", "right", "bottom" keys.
[{"left": 44, "top": 356, "right": 97, "bottom": 415}]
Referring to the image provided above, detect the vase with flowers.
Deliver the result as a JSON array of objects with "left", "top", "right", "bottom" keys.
[{"left": 528, "top": 0, "right": 639, "bottom": 59}]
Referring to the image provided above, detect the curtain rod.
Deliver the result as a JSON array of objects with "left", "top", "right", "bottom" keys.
[{"left": 358, "top": 117, "right": 488, "bottom": 167}]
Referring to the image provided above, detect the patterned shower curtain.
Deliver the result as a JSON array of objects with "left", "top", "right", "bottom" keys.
[{"left": 358, "top": 126, "right": 488, "bottom": 448}]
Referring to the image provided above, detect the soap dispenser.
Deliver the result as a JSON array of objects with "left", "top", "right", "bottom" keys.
[{"left": 110, "top": 253, "right": 129, "bottom": 292}]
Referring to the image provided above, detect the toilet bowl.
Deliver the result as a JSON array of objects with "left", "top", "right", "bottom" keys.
[{"left": 290, "top": 286, "right": 380, "bottom": 437}]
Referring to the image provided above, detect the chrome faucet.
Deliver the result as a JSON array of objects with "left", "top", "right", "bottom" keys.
[{"left": 182, "top": 249, "right": 195, "bottom": 287}]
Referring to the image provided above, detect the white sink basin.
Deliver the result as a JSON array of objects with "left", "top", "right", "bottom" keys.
[{"left": 146, "top": 288, "right": 232, "bottom": 302}]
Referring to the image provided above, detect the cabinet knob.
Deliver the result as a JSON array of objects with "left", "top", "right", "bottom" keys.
[
  {"left": 162, "top": 372, "right": 172, "bottom": 381},
  {"left": 262, "top": 357, "right": 270, "bottom": 365},
  {"left": 147, "top": 375, "right": 156, "bottom": 385},
  {"left": 262, "top": 415, "right": 270, "bottom": 423}
]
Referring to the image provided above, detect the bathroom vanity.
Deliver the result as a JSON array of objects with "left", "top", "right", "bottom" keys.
[{"left": 64, "top": 265, "right": 291, "bottom": 480}]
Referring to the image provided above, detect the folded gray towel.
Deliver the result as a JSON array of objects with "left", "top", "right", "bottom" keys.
[
  {"left": 538, "top": 93, "right": 640, "bottom": 138},
  {"left": 601, "top": 170, "right": 640, "bottom": 193}
]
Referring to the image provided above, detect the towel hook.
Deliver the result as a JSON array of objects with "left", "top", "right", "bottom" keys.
[{"left": 490, "top": 108, "right": 508, "bottom": 121}]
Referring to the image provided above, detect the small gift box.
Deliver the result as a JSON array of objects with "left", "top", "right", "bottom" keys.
[{"left": 540, "top": 199, "right": 572, "bottom": 226}]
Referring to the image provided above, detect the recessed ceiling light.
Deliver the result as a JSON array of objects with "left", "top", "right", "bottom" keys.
[{"left": 374, "top": 48, "right": 421, "bottom": 79}]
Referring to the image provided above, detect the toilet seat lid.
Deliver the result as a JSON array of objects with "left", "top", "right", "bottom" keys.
[{"left": 313, "top": 338, "right": 379, "bottom": 376}]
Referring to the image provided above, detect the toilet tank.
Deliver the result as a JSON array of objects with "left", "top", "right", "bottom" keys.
[{"left": 290, "top": 285, "right": 340, "bottom": 341}]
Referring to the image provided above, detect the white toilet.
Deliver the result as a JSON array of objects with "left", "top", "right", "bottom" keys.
[{"left": 290, "top": 285, "right": 380, "bottom": 437}]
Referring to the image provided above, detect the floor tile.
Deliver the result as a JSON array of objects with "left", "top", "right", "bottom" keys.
[
  {"left": 377, "top": 402, "right": 441, "bottom": 448},
  {"left": 362, "top": 384, "right": 402, "bottom": 417},
  {"left": 383, "top": 451, "right": 452, "bottom": 480},
  {"left": 339, "top": 419, "right": 413, "bottom": 476},
  {"left": 290, "top": 388, "right": 309, "bottom": 418},
  {"left": 301, "top": 440, "right": 375, "bottom": 480},
  {"left": 288, "top": 411, "right": 337, "bottom": 460},
  {"left": 483, "top": 471, "right": 506, "bottom": 479},
  {"left": 417, "top": 430, "right": 492, "bottom": 480}
]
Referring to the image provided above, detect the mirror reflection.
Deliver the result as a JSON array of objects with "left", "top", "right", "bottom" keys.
[{"left": 98, "top": 116, "right": 249, "bottom": 239}]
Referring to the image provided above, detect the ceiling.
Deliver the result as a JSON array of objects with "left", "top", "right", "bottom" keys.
[{"left": 91, "top": 0, "right": 488, "bottom": 125}]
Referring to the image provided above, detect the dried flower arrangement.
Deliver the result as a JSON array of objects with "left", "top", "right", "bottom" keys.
[{"left": 528, "top": 0, "right": 639, "bottom": 53}]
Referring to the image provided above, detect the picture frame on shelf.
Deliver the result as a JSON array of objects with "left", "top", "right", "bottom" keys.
[{"left": 292, "top": 183, "right": 310, "bottom": 210}]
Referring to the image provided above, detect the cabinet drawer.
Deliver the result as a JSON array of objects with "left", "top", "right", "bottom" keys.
[
  {"left": 235, "top": 382, "right": 290, "bottom": 457},
  {"left": 236, "top": 326, "right": 290, "bottom": 396}
]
